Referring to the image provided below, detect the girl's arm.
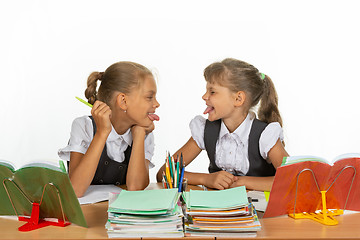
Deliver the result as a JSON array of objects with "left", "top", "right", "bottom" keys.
[
  {"left": 156, "top": 137, "right": 237, "bottom": 190},
  {"left": 69, "top": 101, "right": 112, "bottom": 197},
  {"left": 231, "top": 139, "right": 289, "bottom": 191},
  {"left": 126, "top": 125, "right": 151, "bottom": 191}
]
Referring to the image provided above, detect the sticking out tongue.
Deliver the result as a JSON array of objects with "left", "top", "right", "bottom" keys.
[
  {"left": 203, "top": 106, "right": 214, "bottom": 114},
  {"left": 148, "top": 113, "right": 160, "bottom": 121}
]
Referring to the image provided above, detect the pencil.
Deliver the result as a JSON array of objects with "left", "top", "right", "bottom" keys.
[
  {"left": 172, "top": 156, "right": 176, "bottom": 187},
  {"left": 165, "top": 159, "right": 172, "bottom": 188},
  {"left": 179, "top": 163, "right": 185, "bottom": 192},
  {"left": 75, "top": 96, "right": 93, "bottom": 108},
  {"left": 162, "top": 172, "right": 166, "bottom": 188},
  {"left": 174, "top": 158, "right": 179, "bottom": 188},
  {"left": 162, "top": 172, "right": 169, "bottom": 189},
  {"left": 168, "top": 153, "right": 174, "bottom": 185},
  {"left": 176, "top": 159, "right": 180, "bottom": 188}
]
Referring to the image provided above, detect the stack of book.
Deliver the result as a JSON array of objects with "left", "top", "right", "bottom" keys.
[
  {"left": 182, "top": 186, "right": 261, "bottom": 237},
  {"left": 106, "top": 188, "right": 184, "bottom": 238}
]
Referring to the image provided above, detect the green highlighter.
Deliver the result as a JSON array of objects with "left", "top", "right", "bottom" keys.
[{"left": 75, "top": 96, "right": 93, "bottom": 108}]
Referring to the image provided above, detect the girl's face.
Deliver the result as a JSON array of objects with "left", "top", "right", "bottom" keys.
[
  {"left": 126, "top": 76, "right": 160, "bottom": 127},
  {"left": 202, "top": 82, "right": 237, "bottom": 121}
]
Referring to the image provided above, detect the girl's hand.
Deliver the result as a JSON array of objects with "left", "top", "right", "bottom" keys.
[
  {"left": 204, "top": 171, "right": 237, "bottom": 190},
  {"left": 131, "top": 122, "right": 155, "bottom": 138},
  {"left": 230, "top": 177, "right": 245, "bottom": 188},
  {"left": 142, "top": 121, "right": 155, "bottom": 135},
  {"left": 91, "top": 101, "right": 112, "bottom": 137}
]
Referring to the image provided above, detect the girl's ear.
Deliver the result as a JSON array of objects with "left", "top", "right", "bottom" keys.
[
  {"left": 234, "top": 91, "right": 246, "bottom": 107},
  {"left": 115, "top": 93, "right": 127, "bottom": 111}
]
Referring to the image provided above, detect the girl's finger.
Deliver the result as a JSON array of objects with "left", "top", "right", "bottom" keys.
[
  {"left": 98, "top": 105, "right": 111, "bottom": 115},
  {"left": 221, "top": 170, "right": 235, "bottom": 178},
  {"left": 216, "top": 183, "right": 225, "bottom": 190},
  {"left": 222, "top": 176, "right": 233, "bottom": 185},
  {"left": 92, "top": 102, "right": 109, "bottom": 115},
  {"left": 219, "top": 181, "right": 229, "bottom": 189},
  {"left": 91, "top": 100, "right": 104, "bottom": 110}
]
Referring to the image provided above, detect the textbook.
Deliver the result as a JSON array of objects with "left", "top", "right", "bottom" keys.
[
  {"left": 0, "top": 160, "right": 87, "bottom": 229},
  {"left": 264, "top": 153, "right": 360, "bottom": 218},
  {"left": 183, "top": 186, "right": 261, "bottom": 237},
  {"left": 106, "top": 189, "right": 183, "bottom": 238}
]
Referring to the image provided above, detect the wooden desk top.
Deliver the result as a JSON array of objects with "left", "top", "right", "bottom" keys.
[{"left": 1, "top": 183, "right": 360, "bottom": 239}]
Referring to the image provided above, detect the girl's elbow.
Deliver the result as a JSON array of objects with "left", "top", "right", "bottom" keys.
[
  {"left": 127, "top": 179, "right": 149, "bottom": 191},
  {"left": 70, "top": 178, "right": 87, "bottom": 198},
  {"left": 127, "top": 185, "right": 144, "bottom": 191},
  {"left": 74, "top": 187, "right": 86, "bottom": 198},
  {"left": 76, "top": 192, "right": 84, "bottom": 198}
]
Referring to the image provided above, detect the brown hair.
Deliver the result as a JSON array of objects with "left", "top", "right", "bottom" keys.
[
  {"left": 203, "top": 58, "right": 283, "bottom": 126},
  {"left": 84, "top": 61, "right": 153, "bottom": 105}
]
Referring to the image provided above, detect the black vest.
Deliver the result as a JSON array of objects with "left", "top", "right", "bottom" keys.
[
  {"left": 204, "top": 118, "right": 276, "bottom": 176},
  {"left": 89, "top": 116, "right": 132, "bottom": 185}
]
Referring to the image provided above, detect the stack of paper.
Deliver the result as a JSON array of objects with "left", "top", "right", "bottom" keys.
[
  {"left": 106, "top": 188, "right": 184, "bottom": 238},
  {"left": 182, "top": 186, "right": 261, "bottom": 237}
]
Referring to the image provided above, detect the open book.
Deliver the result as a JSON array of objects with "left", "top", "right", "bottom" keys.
[
  {"left": 264, "top": 153, "right": 360, "bottom": 218},
  {"left": 0, "top": 160, "right": 87, "bottom": 228}
]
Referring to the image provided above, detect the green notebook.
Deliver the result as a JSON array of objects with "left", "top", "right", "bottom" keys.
[
  {"left": 185, "top": 186, "right": 249, "bottom": 210},
  {"left": 0, "top": 160, "right": 87, "bottom": 227},
  {"left": 109, "top": 188, "right": 180, "bottom": 215}
]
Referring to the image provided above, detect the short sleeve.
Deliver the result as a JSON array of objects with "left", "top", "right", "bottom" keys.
[
  {"left": 189, "top": 115, "right": 206, "bottom": 150},
  {"left": 259, "top": 122, "right": 284, "bottom": 160},
  {"left": 144, "top": 132, "right": 155, "bottom": 169},
  {"left": 58, "top": 116, "right": 93, "bottom": 161}
]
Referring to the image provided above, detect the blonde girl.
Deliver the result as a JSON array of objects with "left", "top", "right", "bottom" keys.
[
  {"left": 59, "top": 61, "right": 160, "bottom": 197},
  {"left": 157, "top": 58, "right": 288, "bottom": 191}
]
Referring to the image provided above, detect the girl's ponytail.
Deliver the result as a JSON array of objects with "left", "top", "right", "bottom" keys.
[
  {"left": 85, "top": 71, "right": 104, "bottom": 105},
  {"left": 258, "top": 75, "right": 283, "bottom": 127}
]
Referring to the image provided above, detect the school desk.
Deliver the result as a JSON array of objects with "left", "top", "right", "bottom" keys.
[{"left": 1, "top": 183, "right": 360, "bottom": 240}]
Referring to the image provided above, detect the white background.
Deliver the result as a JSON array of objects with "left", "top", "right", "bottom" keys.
[{"left": 1, "top": 0, "right": 359, "bottom": 182}]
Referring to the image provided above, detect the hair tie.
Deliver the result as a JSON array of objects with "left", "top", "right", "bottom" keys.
[
  {"left": 98, "top": 72, "right": 104, "bottom": 81},
  {"left": 260, "top": 73, "right": 266, "bottom": 80}
]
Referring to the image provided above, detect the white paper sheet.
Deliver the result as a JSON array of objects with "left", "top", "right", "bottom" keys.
[
  {"left": 247, "top": 190, "right": 268, "bottom": 212},
  {"left": 78, "top": 185, "right": 122, "bottom": 205}
]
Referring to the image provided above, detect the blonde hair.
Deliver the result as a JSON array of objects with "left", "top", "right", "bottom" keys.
[
  {"left": 204, "top": 58, "right": 283, "bottom": 126},
  {"left": 84, "top": 61, "right": 153, "bottom": 105}
]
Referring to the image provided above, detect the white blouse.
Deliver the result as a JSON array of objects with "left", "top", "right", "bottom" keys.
[
  {"left": 58, "top": 116, "right": 155, "bottom": 168},
  {"left": 190, "top": 113, "right": 283, "bottom": 175}
]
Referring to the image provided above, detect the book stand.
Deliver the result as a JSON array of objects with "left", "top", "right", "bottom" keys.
[
  {"left": 3, "top": 179, "right": 71, "bottom": 231},
  {"left": 288, "top": 166, "right": 356, "bottom": 225}
]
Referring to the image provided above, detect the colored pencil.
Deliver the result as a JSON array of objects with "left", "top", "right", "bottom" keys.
[
  {"left": 75, "top": 96, "right": 93, "bottom": 108},
  {"left": 174, "top": 159, "right": 179, "bottom": 188},
  {"left": 168, "top": 153, "right": 174, "bottom": 185},
  {"left": 171, "top": 156, "right": 176, "bottom": 187},
  {"left": 161, "top": 172, "right": 166, "bottom": 188},
  {"left": 176, "top": 159, "right": 180, "bottom": 188},
  {"left": 165, "top": 158, "right": 172, "bottom": 188},
  {"left": 162, "top": 172, "right": 169, "bottom": 189},
  {"left": 179, "top": 163, "right": 185, "bottom": 192}
]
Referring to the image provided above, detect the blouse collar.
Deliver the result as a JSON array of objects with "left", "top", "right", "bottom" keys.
[
  {"left": 107, "top": 126, "right": 133, "bottom": 147},
  {"left": 219, "top": 113, "right": 253, "bottom": 146}
]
